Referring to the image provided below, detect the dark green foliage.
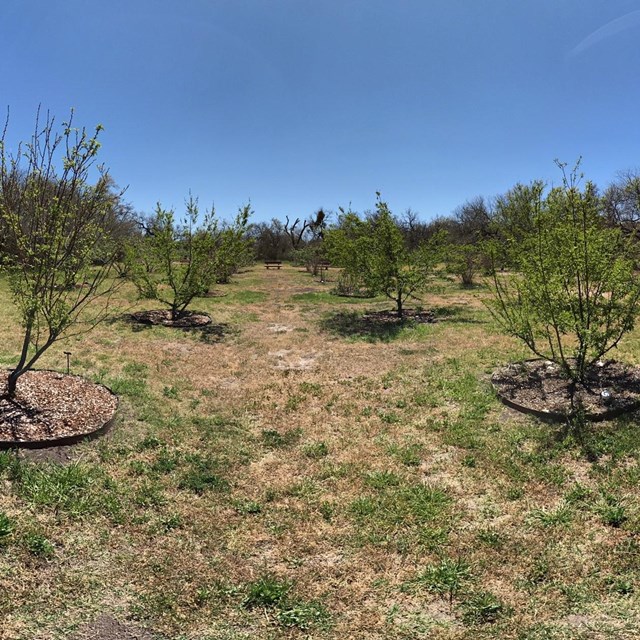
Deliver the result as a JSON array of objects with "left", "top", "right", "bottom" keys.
[
  {"left": 416, "top": 557, "right": 471, "bottom": 608},
  {"left": 150, "top": 448, "right": 181, "bottom": 475},
  {"left": 476, "top": 528, "right": 503, "bottom": 549},
  {"left": 10, "top": 462, "right": 122, "bottom": 519},
  {"left": 242, "top": 574, "right": 331, "bottom": 631},
  {"left": 302, "top": 441, "right": 329, "bottom": 459},
  {"left": 276, "top": 600, "right": 331, "bottom": 630},
  {"left": 389, "top": 442, "right": 422, "bottom": 466},
  {"left": 0, "top": 451, "right": 14, "bottom": 475},
  {"left": 134, "top": 480, "right": 167, "bottom": 507},
  {"left": 364, "top": 470, "right": 402, "bottom": 489},
  {"left": 108, "top": 375, "right": 147, "bottom": 398},
  {"left": 136, "top": 434, "right": 163, "bottom": 451},
  {"left": 350, "top": 483, "right": 451, "bottom": 529},
  {"left": 233, "top": 500, "right": 262, "bottom": 515},
  {"left": 597, "top": 493, "right": 628, "bottom": 528}
]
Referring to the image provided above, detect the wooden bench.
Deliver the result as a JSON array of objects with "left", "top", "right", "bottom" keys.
[{"left": 264, "top": 261, "right": 282, "bottom": 269}]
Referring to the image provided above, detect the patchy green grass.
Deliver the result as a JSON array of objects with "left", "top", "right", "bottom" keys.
[
  {"left": 205, "top": 289, "right": 269, "bottom": 305},
  {"left": 1, "top": 265, "right": 640, "bottom": 638},
  {"left": 290, "top": 290, "right": 377, "bottom": 304}
]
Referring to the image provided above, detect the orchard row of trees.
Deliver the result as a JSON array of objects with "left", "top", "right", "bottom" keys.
[
  {"left": 250, "top": 167, "right": 640, "bottom": 286},
  {"left": 2, "top": 109, "right": 640, "bottom": 397},
  {"left": 0, "top": 111, "right": 253, "bottom": 397}
]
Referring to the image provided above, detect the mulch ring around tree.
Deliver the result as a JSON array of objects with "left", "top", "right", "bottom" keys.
[
  {"left": 0, "top": 370, "right": 118, "bottom": 449},
  {"left": 130, "top": 309, "right": 212, "bottom": 327},
  {"left": 492, "top": 359, "right": 640, "bottom": 422}
]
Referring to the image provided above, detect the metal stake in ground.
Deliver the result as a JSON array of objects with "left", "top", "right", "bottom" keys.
[{"left": 64, "top": 351, "right": 71, "bottom": 375}]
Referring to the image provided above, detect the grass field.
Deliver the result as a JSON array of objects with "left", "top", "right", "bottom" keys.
[{"left": 1, "top": 265, "right": 640, "bottom": 639}]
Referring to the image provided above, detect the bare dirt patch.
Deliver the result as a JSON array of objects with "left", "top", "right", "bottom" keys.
[
  {"left": 492, "top": 359, "right": 640, "bottom": 421},
  {"left": 0, "top": 370, "right": 118, "bottom": 447},
  {"left": 268, "top": 323, "right": 294, "bottom": 333},
  {"left": 17, "top": 442, "right": 78, "bottom": 464},
  {"left": 269, "top": 349, "right": 319, "bottom": 371},
  {"left": 72, "top": 614, "right": 155, "bottom": 640}
]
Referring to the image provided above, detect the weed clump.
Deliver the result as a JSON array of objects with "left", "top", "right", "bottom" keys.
[{"left": 242, "top": 573, "right": 331, "bottom": 631}]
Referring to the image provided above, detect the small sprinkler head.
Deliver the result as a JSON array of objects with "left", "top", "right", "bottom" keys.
[
  {"left": 600, "top": 389, "right": 612, "bottom": 406},
  {"left": 63, "top": 351, "right": 72, "bottom": 375}
]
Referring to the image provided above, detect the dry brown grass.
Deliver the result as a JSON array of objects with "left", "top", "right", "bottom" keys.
[{"left": 1, "top": 266, "right": 640, "bottom": 639}]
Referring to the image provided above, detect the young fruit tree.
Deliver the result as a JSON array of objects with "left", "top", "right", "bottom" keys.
[
  {"left": 127, "top": 197, "right": 219, "bottom": 320},
  {"left": 367, "top": 196, "right": 420, "bottom": 318},
  {"left": 487, "top": 161, "right": 640, "bottom": 384},
  {"left": 446, "top": 242, "right": 484, "bottom": 287},
  {"left": 328, "top": 195, "right": 442, "bottom": 317},
  {"left": 0, "top": 109, "right": 122, "bottom": 398},
  {"left": 214, "top": 204, "right": 253, "bottom": 284},
  {"left": 325, "top": 206, "right": 374, "bottom": 297}
]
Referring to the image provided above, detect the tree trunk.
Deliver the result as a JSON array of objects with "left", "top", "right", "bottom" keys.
[
  {"left": 6, "top": 369, "right": 20, "bottom": 398},
  {"left": 4, "top": 335, "right": 56, "bottom": 399},
  {"left": 5, "top": 322, "right": 33, "bottom": 398}
]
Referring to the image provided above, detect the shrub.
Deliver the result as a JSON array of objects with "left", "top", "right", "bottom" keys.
[
  {"left": 126, "top": 197, "right": 220, "bottom": 320},
  {"left": 326, "top": 196, "right": 443, "bottom": 318},
  {"left": 487, "top": 161, "right": 640, "bottom": 383}
]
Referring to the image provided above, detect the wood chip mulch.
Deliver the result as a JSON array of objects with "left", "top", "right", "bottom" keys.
[
  {"left": 0, "top": 370, "right": 118, "bottom": 446},
  {"left": 492, "top": 359, "right": 640, "bottom": 421},
  {"left": 130, "top": 309, "right": 212, "bottom": 327}
]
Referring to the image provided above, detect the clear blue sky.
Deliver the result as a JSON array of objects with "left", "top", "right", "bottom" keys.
[{"left": 2, "top": 0, "right": 639, "bottom": 224}]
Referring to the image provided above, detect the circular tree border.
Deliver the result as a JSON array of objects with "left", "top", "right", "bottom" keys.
[
  {"left": 0, "top": 371, "right": 119, "bottom": 450},
  {"left": 491, "top": 359, "right": 640, "bottom": 423},
  {"left": 129, "top": 309, "right": 212, "bottom": 328}
]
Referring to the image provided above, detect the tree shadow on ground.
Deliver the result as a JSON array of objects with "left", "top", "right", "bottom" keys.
[
  {"left": 321, "top": 305, "right": 484, "bottom": 342},
  {"left": 319, "top": 308, "right": 435, "bottom": 343},
  {"left": 114, "top": 313, "right": 232, "bottom": 344},
  {"left": 320, "top": 311, "right": 402, "bottom": 342},
  {"left": 505, "top": 395, "right": 640, "bottom": 463},
  {"left": 188, "top": 322, "right": 232, "bottom": 344},
  {"left": 430, "top": 305, "right": 487, "bottom": 325},
  {"left": 547, "top": 408, "right": 640, "bottom": 463}
]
